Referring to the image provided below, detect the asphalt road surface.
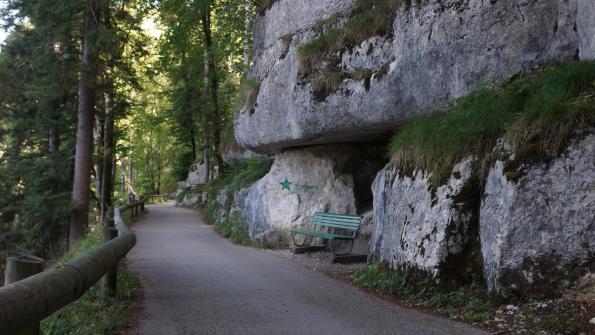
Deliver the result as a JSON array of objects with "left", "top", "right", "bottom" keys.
[{"left": 126, "top": 202, "right": 487, "bottom": 335}]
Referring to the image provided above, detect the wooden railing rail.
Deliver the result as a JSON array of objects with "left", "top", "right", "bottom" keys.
[{"left": 0, "top": 200, "right": 145, "bottom": 333}]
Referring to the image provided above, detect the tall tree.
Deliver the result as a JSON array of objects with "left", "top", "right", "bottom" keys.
[{"left": 70, "top": 0, "right": 102, "bottom": 248}]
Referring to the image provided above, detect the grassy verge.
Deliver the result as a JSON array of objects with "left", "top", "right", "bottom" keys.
[
  {"left": 41, "top": 215, "right": 140, "bottom": 334},
  {"left": 213, "top": 213, "right": 277, "bottom": 249},
  {"left": 353, "top": 263, "right": 594, "bottom": 333},
  {"left": 353, "top": 263, "right": 492, "bottom": 323},
  {"left": 389, "top": 61, "right": 595, "bottom": 187}
]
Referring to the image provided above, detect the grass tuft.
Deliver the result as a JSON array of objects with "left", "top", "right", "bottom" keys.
[
  {"left": 388, "top": 61, "right": 595, "bottom": 186},
  {"left": 311, "top": 70, "right": 345, "bottom": 101},
  {"left": 237, "top": 77, "right": 260, "bottom": 114},
  {"left": 298, "top": 0, "right": 403, "bottom": 76}
]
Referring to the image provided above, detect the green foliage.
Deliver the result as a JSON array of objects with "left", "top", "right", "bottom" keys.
[
  {"left": 225, "top": 156, "right": 273, "bottom": 194},
  {"left": 195, "top": 156, "right": 272, "bottom": 224},
  {"left": 353, "top": 263, "right": 492, "bottom": 323},
  {"left": 157, "top": 0, "right": 253, "bottom": 186},
  {"left": 41, "top": 228, "right": 139, "bottom": 335},
  {"left": 214, "top": 213, "right": 251, "bottom": 245},
  {"left": 0, "top": 0, "right": 82, "bottom": 259},
  {"left": 214, "top": 213, "right": 278, "bottom": 249},
  {"left": 199, "top": 156, "right": 279, "bottom": 249},
  {"left": 388, "top": 61, "right": 595, "bottom": 186}
]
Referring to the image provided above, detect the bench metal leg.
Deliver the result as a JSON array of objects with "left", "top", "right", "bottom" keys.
[
  {"left": 291, "top": 233, "right": 314, "bottom": 247},
  {"left": 329, "top": 239, "right": 354, "bottom": 256}
]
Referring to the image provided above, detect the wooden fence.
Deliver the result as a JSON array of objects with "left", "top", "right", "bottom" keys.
[
  {"left": 0, "top": 200, "right": 145, "bottom": 333},
  {"left": 146, "top": 194, "right": 168, "bottom": 204}
]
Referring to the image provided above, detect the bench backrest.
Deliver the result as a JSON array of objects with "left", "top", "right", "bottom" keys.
[{"left": 314, "top": 212, "right": 363, "bottom": 231}]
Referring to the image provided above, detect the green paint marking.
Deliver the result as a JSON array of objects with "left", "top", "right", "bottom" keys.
[{"left": 280, "top": 178, "right": 293, "bottom": 191}]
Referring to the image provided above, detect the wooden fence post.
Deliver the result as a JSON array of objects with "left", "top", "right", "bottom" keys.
[
  {"left": 101, "top": 218, "right": 118, "bottom": 299},
  {"left": 4, "top": 255, "right": 44, "bottom": 335}
]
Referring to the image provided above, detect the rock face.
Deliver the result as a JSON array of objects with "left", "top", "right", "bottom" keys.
[
  {"left": 578, "top": 0, "right": 595, "bottom": 60},
  {"left": 185, "top": 159, "right": 208, "bottom": 186},
  {"left": 480, "top": 133, "right": 595, "bottom": 297},
  {"left": 238, "top": 144, "right": 384, "bottom": 244},
  {"left": 236, "top": 0, "right": 589, "bottom": 153},
  {"left": 177, "top": 192, "right": 201, "bottom": 208},
  {"left": 370, "top": 158, "right": 478, "bottom": 277}
]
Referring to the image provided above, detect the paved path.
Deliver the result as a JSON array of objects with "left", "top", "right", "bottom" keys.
[{"left": 126, "top": 202, "right": 487, "bottom": 335}]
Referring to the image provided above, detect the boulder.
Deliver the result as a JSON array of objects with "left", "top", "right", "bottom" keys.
[
  {"left": 185, "top": 159, "right": 208, "bottom": 186},
  {"left": 238, "top": 144, "right": 385, "bottom": 245},
  {"left": 236, "top": 0, "right": 586, "bottom": 153},
  {"left": 370, "top": 158, "right": 479, "bottom": 277},
  {"left": 480, "top": 132, "right": 595, "bottom": 297},
  {"left": 177, "top": 192, "right": 200, "bottom": 208}
]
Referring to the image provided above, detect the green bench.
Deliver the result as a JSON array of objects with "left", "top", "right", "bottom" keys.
[{"left": 290, "top": 212, "right": 363, "bottom": 256}]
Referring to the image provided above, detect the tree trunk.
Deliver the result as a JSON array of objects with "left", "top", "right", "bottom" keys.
[
  {"left": 243, "top": 0, "right": 250, "bottom": 67},
  {"left": 48, "top": 126, "right": 60, "bottom": 178},
  {"left": 100, "top": 93, "right": 114, "bottom": 222},
  {"left": 190, "top": 128, "right": 197, "bottom": 162},
  {"left": 94, "top": 114, "right": 104, "bottom": 201},
  {"left": 202, "top": 6, "right": 222, "bottom": 175},
  {"left": 70, "top": 0, "right": 101, "bottom": 249}
]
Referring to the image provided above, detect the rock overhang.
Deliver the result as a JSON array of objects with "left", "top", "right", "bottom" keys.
[{"left": 236, "top": 0, "right": 592, "bottom": 154}]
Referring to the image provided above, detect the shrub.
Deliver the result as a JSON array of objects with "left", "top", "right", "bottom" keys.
[{"left": 214, "top": 213, "right": 251, "bottom": 245}]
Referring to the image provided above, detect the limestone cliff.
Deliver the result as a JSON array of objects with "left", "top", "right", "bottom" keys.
[
  {"left": 227, "top": 0, "right": 595, "bottom": 299},
  {"left": 236, "top": 0, "right": 594, "bottom": 153}
]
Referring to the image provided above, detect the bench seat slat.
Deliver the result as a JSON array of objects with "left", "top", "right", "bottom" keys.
[
  {"left": 315, "top": 216, "right": 361, "bottom": 223},
  {"left": 290, "top": 228, "right": 354, "bottom": 240},
  {"left": 315, "top": 215, "right": 361, "bottom": 223},
  {"left": 315, "top": 215, "right": 362, "bottom": 223},
  {"left": 314, "top": 221, "right": 360, "bottom": 230},
  {"left": 315, "top": 216, "right": 361, "bottom": 224}
]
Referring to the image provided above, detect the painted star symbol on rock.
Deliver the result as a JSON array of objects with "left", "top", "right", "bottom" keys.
[{"left": 280, "top": 177, "right": 293, "bottom": 191}]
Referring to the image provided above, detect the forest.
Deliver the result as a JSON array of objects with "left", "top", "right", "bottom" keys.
[{"left": 0, "top": 0, "right": 255, "bottom": 273}]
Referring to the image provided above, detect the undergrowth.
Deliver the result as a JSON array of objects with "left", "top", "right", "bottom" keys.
[
  {"left": 198, "top": 157, "right": 278, "bottom": 249},
  {"left": 41, "top": 218, "right": 139, "bottom": 334},
  {"left": 354, "top": 263, "right": 594, "bottom": 333},
  {"left": 353, "top": 263, "right": 492, "bottom": 323},
  {"left": 213, "top": 213, "right": 277, "bottom": 249},
  {"left": 202, "top": 156, "right": 272, "bottom": 225},
  {"left": 388, "top": 61, "right": 595, "bottom": 186}
]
